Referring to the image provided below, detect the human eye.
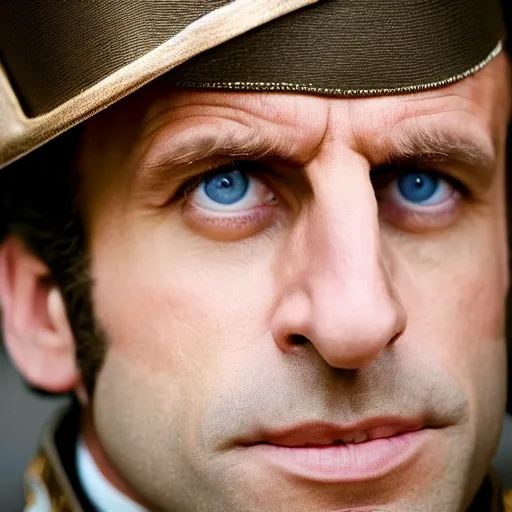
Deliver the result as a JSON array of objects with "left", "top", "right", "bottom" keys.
[
  {"left": 181, "top": 161, "right": 279, "bottom": 241},
  {"left": 373, "top": 166, "right": 465, "bottom": 232}
]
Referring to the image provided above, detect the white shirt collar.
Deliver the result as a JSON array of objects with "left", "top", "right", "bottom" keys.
[{"left": 76, "top": 437, "right": 147, "bottom": 512}]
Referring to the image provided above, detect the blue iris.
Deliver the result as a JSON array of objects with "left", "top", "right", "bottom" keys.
[
  {"left": 397, "top": 173, "right": 440, "bottom": 203},
  {"left": 203, "top": 170, "right": 249, "bottom": 205}
]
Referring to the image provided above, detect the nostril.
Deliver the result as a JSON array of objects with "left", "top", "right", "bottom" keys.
[
  {"left": 289, "top": 334, "right": 309, "bottom": 346},
  {"left": 389, "top": 329, "right": 404, "bottom": 345}
]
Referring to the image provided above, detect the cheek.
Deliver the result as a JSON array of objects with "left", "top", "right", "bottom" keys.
[
  {"left": 396, "top": 195, "right": 508, "bottom": 359},
  {"left": 430, "top": 263, "right": 507, "bottom": 407},
  {"left": 395, "top": 209, "right": 508, "bottom": 453},
  {"left": 91, "top": 216, "right": 277, "bottom": 381},
  {"left": 90, "top": 217, "right": 280, "bottom": 508},
  {"left": 93, "top": 355, "right": 204, "bottom": 509}
]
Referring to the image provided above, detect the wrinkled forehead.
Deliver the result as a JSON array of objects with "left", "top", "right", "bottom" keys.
[{"left": 79, "top": 53, "right": 512, "bottom": 164}]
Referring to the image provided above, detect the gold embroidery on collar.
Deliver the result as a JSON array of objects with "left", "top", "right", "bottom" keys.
[
  {"left": 503, "top": 489, "right": 512, "bottom": 512},
  {"left": 25, "top": 451, "right": 73, "bottom": 512}
]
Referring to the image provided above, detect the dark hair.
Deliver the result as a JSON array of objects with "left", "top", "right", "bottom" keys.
[{"left": 0, "top": 127, "right": 105, "bottom": 396}]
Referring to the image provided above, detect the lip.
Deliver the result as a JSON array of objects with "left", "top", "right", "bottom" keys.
[{"left": 242, "top": 419, "right": 431, "bottom": 483}]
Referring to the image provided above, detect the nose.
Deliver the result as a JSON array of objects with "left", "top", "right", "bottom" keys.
[{"left": 271, "top": 165, "right": 406, "bottom": 370}]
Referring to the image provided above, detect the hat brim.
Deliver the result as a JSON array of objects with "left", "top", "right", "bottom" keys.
[{"left": 0, "top": 0, "right": 319, "bottom": 169}]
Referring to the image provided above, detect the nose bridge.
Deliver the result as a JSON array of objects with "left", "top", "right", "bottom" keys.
[
  {"left": 273, "top": 157, "right": 406, "bottom": 369},
  {"left": 313, "top": 175, "right": 379, "bottom": 278},
  {"left": 307, "top": 164, "right": 394, "bottom": 318}
]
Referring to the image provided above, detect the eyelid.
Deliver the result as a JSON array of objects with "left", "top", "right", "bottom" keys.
[
  {"left": 371, "top": 163, "right": 469, "bottom": 197},
  {"left": 177, "top": 159, "right": 275, "bottom": 201},
  {"left": 171, "top": 157, "right": 235, "bottom": 202}
]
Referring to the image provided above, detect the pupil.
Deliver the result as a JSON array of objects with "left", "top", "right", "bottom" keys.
[{"left": 219, "top": 177, "right": 232, "bottom": 188}]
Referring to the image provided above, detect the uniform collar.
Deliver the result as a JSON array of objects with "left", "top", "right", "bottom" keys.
[{"left": 76, "top": 436, "right": 146, "bottom": 512}]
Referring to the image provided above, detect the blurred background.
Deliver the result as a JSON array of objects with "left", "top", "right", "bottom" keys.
[{"left": 0, "top": 343, "right": 68, "bottom": 510}]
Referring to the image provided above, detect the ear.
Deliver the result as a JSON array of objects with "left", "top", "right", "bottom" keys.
[{"left": 0, "top": 236, "right": 78, "bottom": 392}]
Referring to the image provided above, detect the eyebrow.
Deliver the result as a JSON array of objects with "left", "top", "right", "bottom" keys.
[
  {"left": 135, "top": 126, "right": 294, "bottom": 191},
  {"left": 135, "top": 121, "right": 498, "bottom": 193},
  {"left": 379, "top": 125, "right": 497, "bottom": 188}
]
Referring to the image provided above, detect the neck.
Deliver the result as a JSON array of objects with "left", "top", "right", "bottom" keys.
[{"left": 81, "top": 406, "right": 151, "bottom": 509}]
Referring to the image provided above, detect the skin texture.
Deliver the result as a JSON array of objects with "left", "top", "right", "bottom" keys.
[{"left": 1, "top": 54, "right": 511, "bottom": 511}]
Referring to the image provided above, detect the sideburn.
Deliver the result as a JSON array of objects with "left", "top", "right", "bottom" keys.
[
  {"left": 55, "top": 207, "right": 107, "bottom": 398},
  {"left": 1, "top": 128, "right": 107, "bottom": 397}
]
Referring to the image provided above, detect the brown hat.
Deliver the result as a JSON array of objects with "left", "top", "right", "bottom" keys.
[{"left": 0, "top": 0, "right": 507, "bottom": 169}]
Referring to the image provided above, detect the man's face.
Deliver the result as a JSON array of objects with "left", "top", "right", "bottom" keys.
[{"left": 77, "top": 54, "right": 510, "bottom": 511}]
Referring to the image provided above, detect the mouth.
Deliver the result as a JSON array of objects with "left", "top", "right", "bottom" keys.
[{"left": 242, "top": 418, "right": 433, "bottom": 483}]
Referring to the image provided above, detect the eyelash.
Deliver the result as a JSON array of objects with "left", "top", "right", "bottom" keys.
[
  {"left": 171, "top": 161, "right": 252, "bottom": 211},
  {"left": 370, "top": 164, "right": 469, "bottom": 196}
]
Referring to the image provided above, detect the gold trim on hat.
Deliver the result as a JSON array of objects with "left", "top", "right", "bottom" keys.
[{"left": 171, "top": 41, "right": 503, "bottom": 97}]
